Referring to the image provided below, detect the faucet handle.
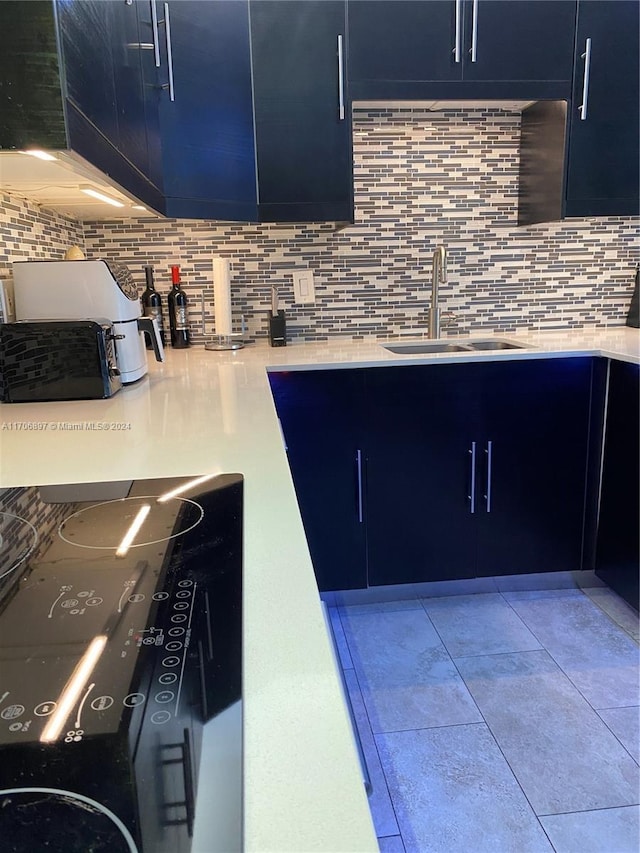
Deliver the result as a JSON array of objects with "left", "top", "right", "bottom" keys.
[{"left": 440, "top": 310, "right": 459, "bottom": 329}]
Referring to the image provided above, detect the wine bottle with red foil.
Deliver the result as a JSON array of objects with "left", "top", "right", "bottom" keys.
[
  {"left": 141, "top": 265, "right": 166, "bottom": 347},
  {"left": 167, "top": 265, "right": 191, "bottom": 348}
]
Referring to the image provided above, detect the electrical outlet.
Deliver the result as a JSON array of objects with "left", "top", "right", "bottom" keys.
[{"left": 292, "top": 269, "right": 316, "bottom": 304}]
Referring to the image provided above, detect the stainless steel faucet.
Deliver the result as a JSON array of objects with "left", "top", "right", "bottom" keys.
[{"left": 429, "top": 245, "right": 447, "bottom": 338}]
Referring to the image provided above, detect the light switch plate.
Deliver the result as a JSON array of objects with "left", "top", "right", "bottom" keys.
[{"left": 292, "top": 269, "right": 316, "bottom": 304}]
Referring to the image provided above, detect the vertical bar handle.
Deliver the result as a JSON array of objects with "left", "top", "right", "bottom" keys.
[
  {"left": 468, "top": 442, "right": 476, "bottom": 514},
  {"left": 150, "top": 0, "right": 161, "bottom": 67},
  {"left": 470, "top": 0, "right": 479, "bottom": 62},
  {"left": 337, "top": 35, "right": 345, "bottom": 121},
  {"left": 579, "top": 38, "right": 592, "bottom": 120},
  {"left": 453, "top": 0, "right": 462, "bottom": 62},
  {"left": 484, "top": 440, "right": 492, "bottom": 513},
  {"left": 356, "top": 449, "right": 364, "bottom": 523},
  {"left": 163, "top": 2, "right": 175, "bottom": 101}
]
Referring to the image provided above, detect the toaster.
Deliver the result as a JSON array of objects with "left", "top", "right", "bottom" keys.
[{"left": 0, "top": 319, "right": 122, "bottom": 402}]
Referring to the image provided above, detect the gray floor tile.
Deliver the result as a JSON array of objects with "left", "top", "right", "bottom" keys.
[
  {"left": 582, "top": 587, "right": 640, "bottom": 642},
  {"left": 328, "top": 606, "right": 354, "bottom": 670},
  {"left": 598, "top": 706, "right": 640, "bottom": 764},
  {"left": 421, "top": 592, "right": 543, "bottom": 658},
  {"left": 502, "top": 589, "right": 640, "bottom": 709},
  {"left": 340, "top": 607, "right": 482, "bottom": 733},
  {"left": 455, "top": 649, "right": 640, "bottom": 815},
  {"left": 343, "top": 668, "right": 400, "bottom": 839},
  {"left": 539, "top": 805, "right": 640, "bottom": 853},
  {"left": 337, "top": 599, "right": 423, "bottom": 616},
  {"left": 377, "top": 835, "right": 405, "bottom": 853},
  {"left": 375, "top": 724, "right": 554, "bottom": 853}
]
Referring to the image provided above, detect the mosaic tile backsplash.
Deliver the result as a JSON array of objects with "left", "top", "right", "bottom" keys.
[{"left": 2, "top": 108, "right": 638, "bottom": 339}]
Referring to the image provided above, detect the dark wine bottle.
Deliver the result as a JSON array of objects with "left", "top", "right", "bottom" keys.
[
  {"left": 140, "top": 265, "right": 166, "bottom": 347},
  {"left": 167, "top": 264, "right": 191, "bottom": 349}
]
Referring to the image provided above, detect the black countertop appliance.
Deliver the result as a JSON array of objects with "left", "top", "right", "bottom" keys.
[{"left": 0, "top": 473, "right": 243, "bottom": 852}]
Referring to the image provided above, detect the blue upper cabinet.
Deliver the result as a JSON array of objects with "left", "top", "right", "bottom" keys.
[
  {"left": 250, "top": 0, "right": 353, "bottom": 223},
  {"left": 347, "top": 0, "right": 576, "bottom": 100},
  {"left": 564, "top": 0, "right": 639, "bottom": 217},
  {"left": 154, "top": 0, "right": 258, "bottom": 221}
]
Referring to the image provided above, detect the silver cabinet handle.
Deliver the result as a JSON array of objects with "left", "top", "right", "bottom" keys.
[
  {"left": 470, "top": 0, "right": 479, "bottom": 62},
  {"left": 356, "top": 449, "right": 364, "bottom": 523},
  {"left": 337, "top": 34, "right": 345, "bottom": 121},
  {"left": 453, "top": 0, "right": 462, "bottom": 62},
  {"left": 484, "top": 440, "right": 492, "bottom": 513},
  {"left": 162, "top": 2, "right": 175, "bottom": 102},
  {"left": 150, "top": 0, "right": 161, "bottom": 67},
  {"left": 579, "top": 37, "right": 592, "bottom": 120},
  {"left": 468, "top": 441, "right": 476, "bottom": 514}
]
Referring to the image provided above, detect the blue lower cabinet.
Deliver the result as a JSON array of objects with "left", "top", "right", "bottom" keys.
[
  {"left": 268, "top": 369, "right": 367, "bottom": 592},
  {"left": 364, "top": 363, "right": 481, "bottom": 585},
  {"left": 270, "top": 358, "right": 594, "bottom": 592},
  {"left": 475, "top": 358, "right": 593, "bottom": 576},
  {"left": 595, "top": 360, "right": 640, "bottom": 610}
]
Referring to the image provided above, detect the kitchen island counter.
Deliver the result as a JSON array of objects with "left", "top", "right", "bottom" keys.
[{"left": 0, "top": 325, "right": 638, "bottom": 853}]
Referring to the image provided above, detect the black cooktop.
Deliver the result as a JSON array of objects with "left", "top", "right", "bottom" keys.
[{"left": 0, "top": 473, "right": 243, "bottom": 852}]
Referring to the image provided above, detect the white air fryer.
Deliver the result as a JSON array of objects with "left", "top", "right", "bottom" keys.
[{"left": 12, "top": 260, "right": 164, "bottom": 384}]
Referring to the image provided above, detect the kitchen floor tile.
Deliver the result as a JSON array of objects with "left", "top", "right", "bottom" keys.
[
  {"left": 375, "top": 724, "right": 554, "bottom": 853},
  {"left": 597, "top": 706, "right": 640, "bottom": 764},
  {"left": 343, "top": 668, "right": 400, "bottom": 839},
  {"left": 455, "top": 649, "right": 640, "bottom": 815},
  {"left": 340, "top": 606, "right": 483, "bottom": 733},
  {"left": 377, "top": 836, "right": 406, "bottom": 853},
  {"left": 337, "top": 599, "right": 423, "bottom": 616},
  {"left": 582, "top": 586, "right": 640, "bottom": 642},
  {"left": 328, "top": 606, "right": 354, "bottom": 670},
  {"left": 539, "top": 805, "right": 640, "bottom": 853},
  {"left": 502, "top": 589, "right": 640, "bottom": 709},
  {"left": 420, "top": 593, "right": 542, "bottom": 658}
]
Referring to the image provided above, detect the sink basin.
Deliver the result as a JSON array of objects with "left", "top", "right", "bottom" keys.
[
  {"left": 465, "top": 340, "right": 525, "bottom": 350},
  {"left": 382, "top": 338, "right": 530, "bottom": 355},
  {"left": 383, "top": 343, "right": 471, "bottom": 354}
]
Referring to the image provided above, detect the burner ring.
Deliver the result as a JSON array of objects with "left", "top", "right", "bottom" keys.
[
  {"left": 0, "top": 512, "right": 39, "bottom": 582},
  {"left": 58, "top": 496, "right": 204, "bottom": 551}
]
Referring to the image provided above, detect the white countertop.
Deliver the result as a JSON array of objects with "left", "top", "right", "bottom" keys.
[{"left": 0, "top": 326, "right": 638, "bottom": 852}]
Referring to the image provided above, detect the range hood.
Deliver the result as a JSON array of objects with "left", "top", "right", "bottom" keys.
[{"left": 0, "top": 150, "right": 159, "bottom": 221}]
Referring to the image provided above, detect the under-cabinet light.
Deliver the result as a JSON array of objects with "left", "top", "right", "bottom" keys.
[
  {"left": 131, "top": 205, "right": 147, "bottom": 211},
  {"left": 21, "top": 149, "right": 57, "bottom": 161},
  {"left": 81, "top": 186, "right": 126, "bottom": 208}
]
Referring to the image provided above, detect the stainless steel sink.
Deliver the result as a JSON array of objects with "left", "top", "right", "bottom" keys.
[
  {"left": 382, "top": 338, "right": 530, "bottom": 355},
  {"left": 383, "top": 342, "right": 471, "bottom": 354},
  {"left": 465, "top": 340, "right": 525, "bottom": 350}
]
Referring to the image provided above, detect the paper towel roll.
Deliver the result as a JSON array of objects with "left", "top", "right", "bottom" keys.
[{"left": 213, "top": 257, "right": 232, "bottom": 336}]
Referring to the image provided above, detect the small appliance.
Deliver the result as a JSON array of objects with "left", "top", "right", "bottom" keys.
[
  {"left": 12, "top": 260, "right": 164, "bottom": 384},
  {"left": 0, "top": 472, "right": 243, "bottom": 852},
  {"left": 0, "top": 319, "right": 122, "bottom": 402}
]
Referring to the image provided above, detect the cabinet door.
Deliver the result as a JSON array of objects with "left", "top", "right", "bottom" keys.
[
  {"left": 268, "top": 370, "right": 367, "bottom": 592},
  {"left": 250, "top": 0, "right": 353, "bottom": 222},
  {"left": 348, "top": 0, "right": 460, "bottom": 85},
  {"left": 462, "top": 0, "right": 576, "bottom": 83},
  {"left": 565, "top": 0, "right": 639, "bottom": 216},
  {"left": 476, "top": 358, "right": 593, "bottom": 576},
  {"left": 158, "top": 0, "right": 258, "bottom": 219},
  {"left": 56, "top": 0, "right": 118, "bottom": 143},
  {"left": 110, "top": 0, "right": 149, "bottom": 179},
  {"left": 595, "top": 361, "right": 640, "bottom": 609},
  {"left": 365, "top": 364, "right": 481, "bottom": 586}
]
